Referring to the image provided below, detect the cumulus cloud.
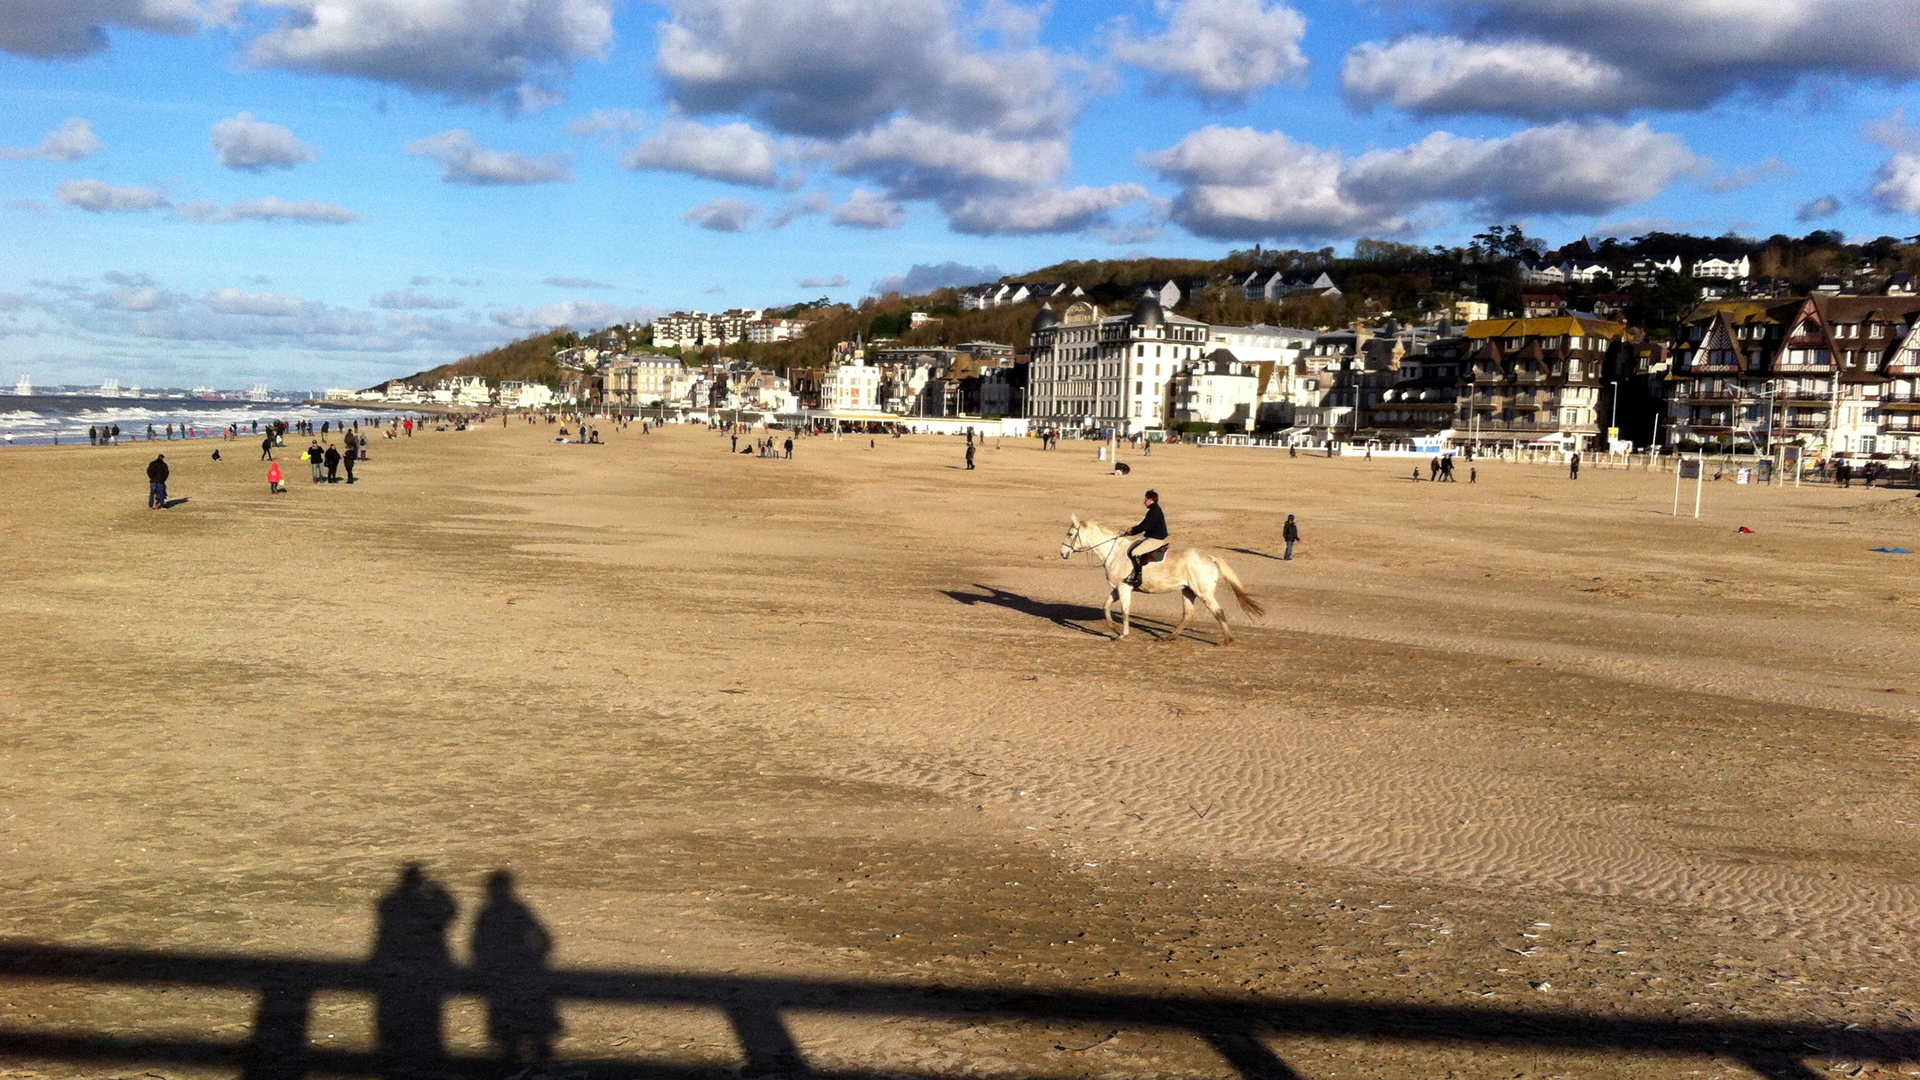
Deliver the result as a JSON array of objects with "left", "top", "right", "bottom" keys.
[
  {"left": 943, "top": 184, "right": 1150, "bottom": 236},
  {"left": 871, "top": 261, "right": 1001, "bottom": 296},
  {"left": 1, "top": 118, "right": 104, "bottom": 161},
  {"left": 1342, "top": 1, "right": 1920, "bottom": 117},
  {"left": 622, "top": 116, "right": 787, "bottom": 187},
  {"left": 543, "top": 276, "right": 611, "bottom": 289},
  {"left": 1109, "top": 0, "right": 1308, "bottom": 104},
  {"left": 1343, "top": 36, "right": 1636, "bottom": 119},
  {"left": 681, "top": 198, "right": 758, "bottom": 232},
  {"left": 1340, "top": 122, "right": 1698, "bottom": 217},
  {"left": 0, "top": 0, "right": 206, "bottom": 59},
  {"left": 1147, "top": 121, "right": 1698, "bottom": 241},
  {"left": 1867, "top": 111, "right": 1920, "bottom": 214},
  {"left": 405, "top": 129, "right": 573, "bottom": 185},
  {"left": 567, "top": 108, "right": 643, "bottom": 139},
  {"left": 58, "top": 179, "right": 169, "bottom": 213},
  {"left": 209, "top": 112, "right": 317, "bottom": 171},
  {"left": 1795, "top": 195, "right": 1842, "bottom": 222},
  {"left": 371, "top": 289, "right": 460, "bottom": 309},
  {"left": 205, "top": 287, "right": 315, "bottom": 316},
  {"left": 96, "top": 284, "right": 174, "bottom": 311},
  {"left": 829, "top": 189, "right": 906, "bottom": 229},
  {"left": 490, "top": 300, "right": 659, "bottom": 330},
  {"left": 766, "top": 191, "right": 831, "bottom": 228},
  {"left": 655, "top": 0, "right": 1074, "bottom": 140},
  {"left": 832, "top": 117, "right": 1069, "bottom": 200},
  {"left": 798, "top": 274, "right": 849, "bottom": 289},
  {"left": 175, "top": 196, "right": 358, "bottom": 223},
  {"left": 247, "top": 0, "right": 612, "bottom": 108}
]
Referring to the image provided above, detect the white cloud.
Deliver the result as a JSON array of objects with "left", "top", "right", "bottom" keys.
[
  {"left": 681, "top": 197, "right": 758, "bottom": 232},
  {"left": 655, "top": 0, "right": 1074, "bottom": 140},
  {"left": 371, "top": 289, "right": 460, "bottom": 309},
  {"left": 622, "top": 116, "right": 786, "bottom": 187},
  {"left": 871, "top": 261, "right": 1001, "bottom": 296},
  {"left": 490, "top": 300, "right": 658, "bottom": 330},
  {"left": 1147, "top": 121, "right": 1697, "bottom": 241},
  {"left": 1701, "top": 157, "right": 1791, "bottom": 195},
  {"left": 0, "top": 0, "right": 207, "bottom": 59},
  {"left": 1145, "top": 126, "right": 1396, "bottom": 240},
  {"left": 797, "top": 274, "right": 849, "bottom": 289},
  {"left": 542, "top": 276, "right": 611, "bottom": 289},
  {"left": 1795, "top": 195, "right": 1842, "bottom": 222},
  {"left": 567, "top": 108, "right": 644, "bottom": 139},
  {"left": 1340, "top": 122, "right": 1698, "bottom": 217},
  {"left": 1868, "top": 111, "right": 1920, "bottom": 215},
  {"left": 1, "top": 118, "right": 104, "bottom": 161},
  {"left": 833, "top": 117, "right": 1069, "bottom": 199},
  {"left": 175, "top": 196, "right": 358, "bottom": 223},
  {"left": 1342, "top": 36, "right": 1635, "bottom": 119},
  {"left": 1345, "top": 1, "right": 1920, "bottom": 117},
  {"left": 57, "top": 179, "right": 169, "bottom": 213},
  {"left": 405, "top": 129, "right": 573, "bottom": 185},
  {"left": 829, "top": 189, "right": 906, "bottom": 229},
  {"left": 96, "top": 285, "right": 174, "bottom": 311},
  {"left": 943, "top": 184, "right": 1150, "bottom": 236},
  {"left": 247, "top": 0, "right": 613, "bottom": 108},
  {"left": 1110, "top": 0, "right": 1308, "bottom": 103},
  {"left": 205, "top": 287, "right": 315, "bottom": 316},
  {"left": 209, "top": 112, "right": 317, "bottom": 171},
  {"left": 766, "top": 191, "right": 831, "bottom": 228}
]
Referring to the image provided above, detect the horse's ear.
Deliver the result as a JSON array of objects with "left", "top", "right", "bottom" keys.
[{"left": 1070, "top": 514, "right": 1081, "bottom": 527}]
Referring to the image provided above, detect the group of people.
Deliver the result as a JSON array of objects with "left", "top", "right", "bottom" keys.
[{"left": 1417, "top": 455, "right": 1473, "bottom": 483}]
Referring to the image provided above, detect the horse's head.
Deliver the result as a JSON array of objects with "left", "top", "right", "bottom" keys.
[{"left": 1059, "top": 515, "right": 1082, "bottom": 560}]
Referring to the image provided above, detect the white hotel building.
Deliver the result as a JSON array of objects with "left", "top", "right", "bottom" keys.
[{"left": 1026, "top": 297, "right": 1211, "bottom": 432}]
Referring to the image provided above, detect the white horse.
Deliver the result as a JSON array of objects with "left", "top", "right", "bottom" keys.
[{"left": 1058, "top": 516, "right": 1265, "bottom": 643}]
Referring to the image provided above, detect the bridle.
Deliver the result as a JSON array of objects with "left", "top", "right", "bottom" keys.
[{"left": 1064, "top": 528, "right": 1125, "bottom": 557}]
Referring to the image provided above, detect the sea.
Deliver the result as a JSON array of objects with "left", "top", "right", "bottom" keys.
[{"left": 0, "top": 394, "right": 404, "bottom": 447}]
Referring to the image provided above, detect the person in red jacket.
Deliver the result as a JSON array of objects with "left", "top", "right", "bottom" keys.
[{"left": 267, "top": 460, "right": 285, "bottom": 494}]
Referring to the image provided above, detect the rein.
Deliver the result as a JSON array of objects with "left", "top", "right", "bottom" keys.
[{"left": 1067, "top": 532, "right": 1126, "bottom": 557}]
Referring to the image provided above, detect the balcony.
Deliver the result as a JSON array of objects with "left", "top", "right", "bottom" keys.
[{"left": 1882, "top": 397, "right": 1920, "bottom": 411}]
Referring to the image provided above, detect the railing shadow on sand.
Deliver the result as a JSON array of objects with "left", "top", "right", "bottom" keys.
[{"left": 0, "top": 865, "right": 1913, "bottom": 1080}]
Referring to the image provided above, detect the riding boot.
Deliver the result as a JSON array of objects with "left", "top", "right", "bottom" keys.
[{"left": 1126, "top": 558, "right": 1144, "bottom": 590}]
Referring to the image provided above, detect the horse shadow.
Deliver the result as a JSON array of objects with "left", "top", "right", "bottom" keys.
[
  {"left": 942, "top": 584, "right": 1166, "bottom": 638},
  {"left": 1223, "top": 546, "right": 1284, "bottom": 562}
]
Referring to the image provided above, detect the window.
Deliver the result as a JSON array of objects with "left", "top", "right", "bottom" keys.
[{"left": 1871, "top": 323, "right": 1884, "bottom": 338}]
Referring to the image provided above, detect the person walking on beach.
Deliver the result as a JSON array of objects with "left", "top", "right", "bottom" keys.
[
  {"left": 307, "top": 441, "right": 325, "bottom": 483},
  {"left": 146, "top": 453, "right": 169, "bottom": 509},
  {"left": 1282, "top": 514, "right": 1300, "bottom": 560},
  {"left": 965, "top": 441, "right": 976, "bottom": 470},
  {"left": 343, "top": 440, "right": 358, "bottom": 484},
  {"left": 89, "top": 425, "right": 98, "bottom": 446},
  {"left": 783, "top": 437, "right": 793, "bottom": 460},
  {"left": 260, "top": 433, "right": 274, "bottom": 461},
  {"left": 323, "top": 443, "right": 341, "bottom": 483},
  {"left": 1569, "top": 451, "right": 1581, "bottom": 480},
  {"left": 267, "top": 460, "right": 284, "bottom": 494}
]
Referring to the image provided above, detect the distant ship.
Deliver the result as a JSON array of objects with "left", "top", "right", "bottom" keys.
[
  {"left": 99, "top": 378, "right": 122, "bottom": 398},
  {"left": 247, "top": 381, "right": 270, "bottom": 402},
  {"left": 10, "top": 373, "right": 27, "bottom": 396}
]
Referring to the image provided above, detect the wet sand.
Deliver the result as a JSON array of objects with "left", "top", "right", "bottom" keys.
[{"left": 1, "top": 424, "right": 1916, "bottom": 1078}]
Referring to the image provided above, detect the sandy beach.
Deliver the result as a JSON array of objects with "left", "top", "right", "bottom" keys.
[{"left": 1, "top": 424, "right": 1916, "bottom": 1078}]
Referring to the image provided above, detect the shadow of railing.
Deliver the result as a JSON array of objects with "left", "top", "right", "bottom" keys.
[{"left": 2, "top": 935, "right": 1914, "bottom": 1080}]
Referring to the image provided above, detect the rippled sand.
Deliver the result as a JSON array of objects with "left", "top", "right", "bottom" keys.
[{"left": 1, "top": 425, "right": 1915, "bottom": 1078}]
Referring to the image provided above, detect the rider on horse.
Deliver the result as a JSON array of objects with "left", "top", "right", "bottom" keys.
[{"left": 1122, "top": 489, "right": 1169, "bottom": 589}]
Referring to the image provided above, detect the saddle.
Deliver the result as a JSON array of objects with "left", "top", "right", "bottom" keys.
[{"left": 1138, "top": 546, "right": 1168, "bottom": 565}]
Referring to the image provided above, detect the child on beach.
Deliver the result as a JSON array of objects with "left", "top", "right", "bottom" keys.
[{"left": 267, "top": 461, "right": 285, "bottom": 494}]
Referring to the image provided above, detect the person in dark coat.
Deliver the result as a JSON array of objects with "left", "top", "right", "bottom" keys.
[
  {"left": 308, "top": 442, "right": 325, "bottom": 482},
  {"left": 1122, "top": 490, "right": 1169, "bottom": 588},
  {"left": 1282, "top": 514, "right": 1300, "bottom": 560},
  {"left": 1569, "top": 451, "right": 1581, "bottom": 480},
  {"left": 324, "top": 444, "right": 342, "bottom": 483},
  {"left": 146, "top": 454, "right": 169, "bottom": 509},
  {"left": 260, "top": 433, "right": 275, "bottom": 461},
  {"left": 965, "top": 441, "right": 976, "bottom": 470},
  {"left": 343, "top": 440, "right": 358, "bottom": 484}
]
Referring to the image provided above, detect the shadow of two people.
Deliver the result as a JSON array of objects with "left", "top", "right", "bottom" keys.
[{"left": 372, "top": 865, "right": 557, "bottom": 1070}]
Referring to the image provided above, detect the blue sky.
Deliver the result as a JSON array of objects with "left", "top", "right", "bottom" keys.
[{"left": 2, "top": 0, "right": 1918, "bottom": 391}]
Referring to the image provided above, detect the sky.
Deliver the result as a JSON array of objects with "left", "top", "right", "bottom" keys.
[{"left": 2, "top": 0, "right": 1919, "bottom": 391}]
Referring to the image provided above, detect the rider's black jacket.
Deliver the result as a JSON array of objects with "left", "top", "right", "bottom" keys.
[{"left": 1128, "top": 503, "right": 1168, "bottom": 540}]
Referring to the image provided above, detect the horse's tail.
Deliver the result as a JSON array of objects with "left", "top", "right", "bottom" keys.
[{"left": 1214, "top": 557, "right": 1265, "bottom": 618}]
